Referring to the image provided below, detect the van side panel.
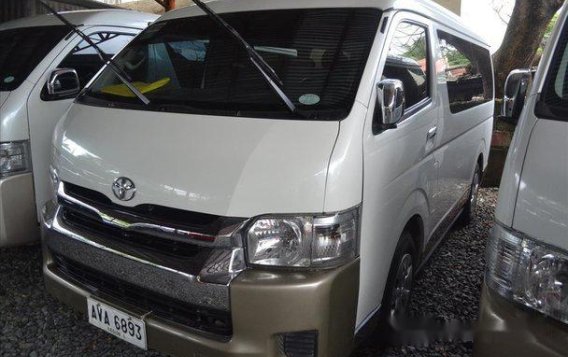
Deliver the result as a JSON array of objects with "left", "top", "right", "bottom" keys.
[
  {"left": 494, "top": 95, "right": 539, "bottom": 226},
  {"left": 0, "top": 81, "right": 33, "bottom": 142},
  {"left": 431, "top": 104, "right": 493, "bottom": 232},
  {"left": 512, "top": 119, "right": 568, "bottom": 249},
  {"left": 322, "top": 102, "right": 365, "bottom": 212},
  {"left": 430, "top": 23, "right": 494, "bottom": 238},
  {"left": 356, "top": 11, "right": 442, "bottom": 327}
]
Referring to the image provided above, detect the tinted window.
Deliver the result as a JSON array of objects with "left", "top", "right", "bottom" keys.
[
  {"left": 58, "top": 32, "right": 134, "bottom": 88},
  {"left": 536, "top": 20, "right": 568, "bottom": 120},
  {"left": 0, "top": 26, "right": 69, "bottom": 91},
  {"left": 384, "top": 22, "right": 429, "bottom": 108},
  {"left": 80, "top": 9, "right": 382, "bottom": 120},
  {"left": 437, "top": 31, "right": 493, "bottom": 113}
]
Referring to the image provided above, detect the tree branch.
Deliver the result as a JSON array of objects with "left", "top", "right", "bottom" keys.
[{"left": 491, "top": 0, "right": 511, "bottom": 25}]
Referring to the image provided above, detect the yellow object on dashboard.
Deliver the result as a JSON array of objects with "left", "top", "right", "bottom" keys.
[{"left": 100, "top": 77, "right": 171, "bottom": 97}]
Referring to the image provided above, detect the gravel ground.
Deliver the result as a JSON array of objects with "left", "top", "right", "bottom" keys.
[{"left": 0, "top": 188, "right": 498, "bottom": 357}]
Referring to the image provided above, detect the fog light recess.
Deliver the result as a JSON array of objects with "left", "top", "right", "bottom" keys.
[{"left": 278, "top": 330, "right": 318, "bottom": 357}]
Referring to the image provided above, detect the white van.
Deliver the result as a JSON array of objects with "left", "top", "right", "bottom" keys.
[
  {"left": 41, "top": 1, "right": 494, "bottom": 356},
  {"left": 475, "top": 4, "right": 568, "bottom": 357},
  {"left": 0, "top": 10, "right": 157, "bottom": 247}
]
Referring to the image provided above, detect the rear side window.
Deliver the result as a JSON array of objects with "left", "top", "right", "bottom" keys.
[
  {"left": 437, "top": 31, "right": 493, "bottom": 113},
  {"left": 536, "top": 19, "right": 568, "bottom": 121},
  {"left": 58, "top": 32, "right": 134, "bottom": 88},
  {"left": 383, "top": 22, "right": 430, "bottom": 109},
  {"left": 0, "top": 26, "right": 69, "bottom": 91}
]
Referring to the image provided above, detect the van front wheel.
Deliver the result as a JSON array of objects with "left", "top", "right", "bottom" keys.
[{"left": 381, "top": 231, "right": 416, "bottom": 318}]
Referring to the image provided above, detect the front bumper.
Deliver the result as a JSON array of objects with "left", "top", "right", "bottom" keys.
[
  {"left": 474, "top": 283, "right": 568, "bottom": 357},
  {"left": 0, "top": 173, "right": 39, "bottom": 247},
  {"left": 42, "top": 203, "right": 359, "bottom": 357}
]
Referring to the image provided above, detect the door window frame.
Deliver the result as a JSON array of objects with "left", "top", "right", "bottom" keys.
[{"left": 372, "top": 13, "right": 434, "bottom": 135}]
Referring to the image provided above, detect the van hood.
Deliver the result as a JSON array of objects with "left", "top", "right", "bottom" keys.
[
  {"left": 54, "top": 104, "right": 339, "bottom": 218},
  {"left": 0, "top": 91, "right": 9, "bottom": 108}
]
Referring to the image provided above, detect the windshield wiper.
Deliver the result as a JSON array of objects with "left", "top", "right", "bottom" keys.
[
  {"left": 191, "top": 0, "right": 298, "bottom": 115},
  {"left": 37, "top": 0, "right": 150, "bottom": 105}
]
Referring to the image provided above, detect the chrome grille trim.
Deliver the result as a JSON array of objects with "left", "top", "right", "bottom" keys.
[
  {"left": 46, "top": 205, "right": 231, "bottom": 311},
  {"left": 57, "top": 182, "right": 247, "bottom": 248}
]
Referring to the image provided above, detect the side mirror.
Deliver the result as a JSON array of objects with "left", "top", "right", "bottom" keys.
[
  {"left": 45, "top": 68, "right": 80, "bottom": 100},
  {"left": 502, "top": 69, "right": 532, "bottom": 123},
  {"left": 377, "top": 79, "right": 405, "bottom": 130}
]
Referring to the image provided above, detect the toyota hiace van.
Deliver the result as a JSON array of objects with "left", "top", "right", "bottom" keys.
[
  {"left": 0, "top": 10, "right": 157, "bottom": 246},
  {"left": 42, "top": 1, "right": 494, "bottom": 356},
  {"left": 475, "top": 4, "right": 568, "bottom": 356}
]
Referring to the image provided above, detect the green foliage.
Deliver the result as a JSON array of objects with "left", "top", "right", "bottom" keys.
[
  {"left": 402, "top": 38, "right": 427, "bottom": 60},
  {"left": 445, "top": 49, "right": 470, "bottom": 68},
  {"left": 538, "top": 12, "right": 560, "bottom": 56}
]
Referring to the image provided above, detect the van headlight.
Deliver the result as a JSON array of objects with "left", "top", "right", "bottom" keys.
[
  {"left": 0, "top": 141, "right": 30, "bottom": 177},
  {"left": 246, "top": 207, "right": 360, "bottom": 268},
  {"left": 486, "top": 222, "right": 568, "bottom": 324}
]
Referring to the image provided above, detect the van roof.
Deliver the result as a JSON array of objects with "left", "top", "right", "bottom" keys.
[
  {"left": 158, "top": 0, "right": 489, "bottom": 48},
  {"left": 0, "top": 9, "right": 158, "bottom": 31}
]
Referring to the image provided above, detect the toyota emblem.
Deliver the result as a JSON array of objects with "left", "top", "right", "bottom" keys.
[{"left": 112, "top": 177, "right": 136, "bottom": 201}]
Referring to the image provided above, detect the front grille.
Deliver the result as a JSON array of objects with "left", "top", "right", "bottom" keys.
[
  {"left": 60, "top": 206, "right": 206, "bottom": 260},
  {"left": 64, "top": 181, "right": 241, "bottom": 234},
  {"left": 52, "top": 253, "right": 233, "bottom": 339}
]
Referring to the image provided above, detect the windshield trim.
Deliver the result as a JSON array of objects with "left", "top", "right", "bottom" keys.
[{"left": 76, "top": 91, "right": 351, "bottom": 121}]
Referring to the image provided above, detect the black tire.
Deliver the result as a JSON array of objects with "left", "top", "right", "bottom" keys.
[
  {"left": 380, "top": 231, "right": 417, "bottom": 321},
  {"left": 356, "top": 231, "right": 418, "bottom": 349},
  {"left": 457, "top": 164, "right": 482, "bottom": 227}
]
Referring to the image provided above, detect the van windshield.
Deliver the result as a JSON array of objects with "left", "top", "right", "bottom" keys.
[
  {"left": 0, "top": 26, "right": 69, "bottom": 91},
  {"left": 79, "top": 8, "right": 381, "bottom": 120}
]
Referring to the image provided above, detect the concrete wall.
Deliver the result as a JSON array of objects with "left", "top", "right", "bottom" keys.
[{"left": 434, "top": 0, "right": 461, "bottom": 15}]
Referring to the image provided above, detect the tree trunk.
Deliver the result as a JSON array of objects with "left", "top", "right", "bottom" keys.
[
  {"left": 154, "top": 0, "right": 176, "bottom": 11},
  {"left": 493, "top": 0, "right": 563, "bottom": 98}
]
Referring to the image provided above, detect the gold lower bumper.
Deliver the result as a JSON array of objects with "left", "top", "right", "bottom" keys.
[
  {"left": 0, "top": 173, "right": 39, "bottom": 247},
  {"left": 43, "top": 243, "right": 359, "bottom": 357},
  {"left": 474, "top": 283, "right": 568, "bottom": 357}
]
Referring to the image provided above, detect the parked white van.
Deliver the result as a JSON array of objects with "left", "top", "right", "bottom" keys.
[
  {"left": 42, "top": 1, "right": 494, "bottom": 356},
  {"left": 0, "top": 10, "right": 157, "bottom": 247},
  {"left": 475, "top": 4, "right": 568, "bottom": 357}
]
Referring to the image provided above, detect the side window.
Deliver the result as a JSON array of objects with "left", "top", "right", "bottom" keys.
[
  {"left": 437, "top": 31, "right": 493, "bottom": 113},
  {"left": 58, "top": 32, "right": 134, "bottom": 88},
  {"left": 384, "top": 22, "right": 430, "bottom": 109}
]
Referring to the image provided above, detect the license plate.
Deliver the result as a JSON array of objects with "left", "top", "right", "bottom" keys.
[{"left": 87, "top": 297, "right": 147, "bottom": 350}]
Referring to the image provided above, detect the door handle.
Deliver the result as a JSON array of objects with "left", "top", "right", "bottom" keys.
[{"left": 427, "top": 127, "right": 437, "bottom": 140}]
